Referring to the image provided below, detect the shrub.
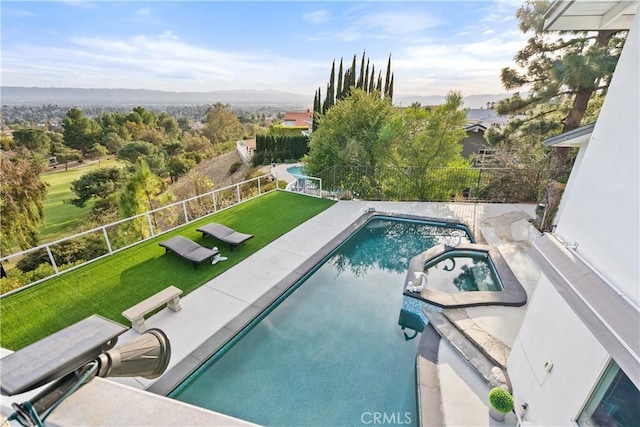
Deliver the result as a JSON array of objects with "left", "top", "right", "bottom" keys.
[
  {"left": 251, "top": 151, "right": 265, "bottom": 167},
  {"left": 489, "top": 387, "right": 514, "bottom": 413},
  {"left": 16, "top": 235, "right": 109, "bottom": 273},
  {"left": 229, "top": 161, "right": 242, "bottom": 175}
]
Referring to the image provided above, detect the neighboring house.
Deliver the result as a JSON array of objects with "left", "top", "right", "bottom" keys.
[
  {"left": 461, "top": 109, "right": 510, "bottom": 164},
  {"left": 507, "top": 1, "right": 640, "bottom": 425},
  {"left": 282, "top": 109, "right": 313, "bottom": 135}
]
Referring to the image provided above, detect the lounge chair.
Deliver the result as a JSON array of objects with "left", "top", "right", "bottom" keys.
[
  {"left": 196, "top": 222, "right": 254, "bottom": 249},
  {"left": 159, "top": 236, "right": 220, "bottom": 268}
]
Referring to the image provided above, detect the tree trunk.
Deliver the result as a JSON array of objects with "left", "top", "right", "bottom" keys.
[
  {"left": 555, "top": 86, "right": 593, "bottom": 168},
  {"left": 554, "top": 29, "right": 617, "bottom": 172}
]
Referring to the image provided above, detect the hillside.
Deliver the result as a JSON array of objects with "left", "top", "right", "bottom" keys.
[{"left": 169, "top": 151, "right": 253, "bottom": 199}]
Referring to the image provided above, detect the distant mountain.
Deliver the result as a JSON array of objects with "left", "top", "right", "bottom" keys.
[
  {"left": 0, "top": 87, "right": 312, "bottom": 107},
  {"left": 1, "top": 86, "right": 514, "bottom": 109},
  {"left": 395, "top": 93, "right": 513, "bottom": 109}
]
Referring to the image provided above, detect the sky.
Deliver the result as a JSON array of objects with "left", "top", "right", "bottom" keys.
[{"left": 1, "top": 0, "right": 528, "bottom": 98}]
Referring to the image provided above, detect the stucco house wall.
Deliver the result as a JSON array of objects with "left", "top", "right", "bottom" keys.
[{"left": 508, "top": 278, "right": 609, "bottom": 424}]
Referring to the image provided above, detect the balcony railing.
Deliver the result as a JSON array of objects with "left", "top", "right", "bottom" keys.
[
  {"left": 1, "top": 166, "right": 546, "bottom": 296},
  {"left": 0, "top": 174, "right": 283, "bottom": 297},
  {"left": 314, "top": 166, "right": 549, "bottom": 203}
]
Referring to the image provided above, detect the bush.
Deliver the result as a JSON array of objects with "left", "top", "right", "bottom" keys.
[
  {"left": 251, "top": 151, "right": 265, "bottom": 167},
  {"left": 229, "top": 161, "right": 242, "bottom": 175},
  {"left": 489, "top": 387, "right": 514, "bottom": 413},
  {"left": 16, "top": 235, "right": 109, "bottom": 273}
]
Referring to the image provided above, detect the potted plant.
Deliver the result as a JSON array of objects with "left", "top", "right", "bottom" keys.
[{"left": 488, "top": 387, "right": 514, "bottom": 421}]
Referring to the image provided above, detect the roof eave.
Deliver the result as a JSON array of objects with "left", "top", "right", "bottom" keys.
[{"left": 544, "top": 123, "right": 596, "bottom": 147}]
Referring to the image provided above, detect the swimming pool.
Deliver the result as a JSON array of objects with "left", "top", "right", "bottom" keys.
[
  {"left": 171, "top": 216, "right": 472, "bottom": 426},
  {"left": 286, "top": 165, "right": 305, "bottom": 176}
]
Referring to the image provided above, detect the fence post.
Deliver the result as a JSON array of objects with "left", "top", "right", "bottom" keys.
[
  {"left": 45, "top": 245, "right": 60, "bottom": 275},
  {"left": 236, "top": 184, "right": 241, "bottom": 203},
  {"left": 258, "top": 177, "right": 261, "bottom": 195},
  {"left": 182, "top": 201, "right": 189, "bottom": 224},
  {"left": 147, "top": 214, "right": 155, "bottom": 237},
  {"left": 212, "top": 192, "right": 217, "bottom": 212},
  {"left": 102, "top": 227, "right": 113, "bottom": 254},
  {"left": 474, "top": 169, "right": 483, "bottom": 200},
  {"left": 275, "top": 173, "right": 279, "bottom": 189}
]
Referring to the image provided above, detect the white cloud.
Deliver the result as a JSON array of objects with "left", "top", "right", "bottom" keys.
[
  {"left": 307, "top": 9, "right": 441, "bottom": 42},
  {"left": 393, "top": 29, "right": 527, "bottom": 95},
  {"left": 354, "top": 11, "right": 442, "bottom": 36},
  {"left": 135, "top": 8, "right": 152, "bottom": 17},
  {"left": 304, "top": 10, "right": 330, "bottom": 24},
  {"left": 1, "top": 32, "right": 326, "bottom": 95}
]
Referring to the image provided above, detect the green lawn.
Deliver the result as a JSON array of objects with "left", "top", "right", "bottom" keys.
[
  {"left": 39, "top": 158, "right": 123, "bottom": 243},
  {"left": 0, "top": 191, "right": 335, "bottom": 350}
]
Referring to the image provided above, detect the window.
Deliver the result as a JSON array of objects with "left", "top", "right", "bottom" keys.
[{"left": 577, "top": 361, "right": 640, "bottom": 426}]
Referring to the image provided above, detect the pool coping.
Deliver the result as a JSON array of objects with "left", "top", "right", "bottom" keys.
[{"left": 148, "top": 211, "right": 475, "bottom": 397}]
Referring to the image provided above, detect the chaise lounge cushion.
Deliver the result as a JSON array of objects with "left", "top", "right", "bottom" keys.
[
  {"left": 197, "top": 223, "right": 254, "bottom": 247},
  {"left": 159, "top": 236, "right": 219, "bottom": 266}
]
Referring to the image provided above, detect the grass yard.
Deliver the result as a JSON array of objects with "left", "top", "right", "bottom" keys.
[
  {"left": 39, "top": 158, "right": 124, "bottom": 243},
  {"left": 0, "top": 191, "right": 335, "bottom": 350}
]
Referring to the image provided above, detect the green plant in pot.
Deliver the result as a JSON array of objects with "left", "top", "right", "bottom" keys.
[{"left": 488, "top": 387, "right": 514, "bottom": 421}]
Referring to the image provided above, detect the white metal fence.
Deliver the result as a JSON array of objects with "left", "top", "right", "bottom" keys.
[{"left": 0, "top": 173, "right": 292, "bottom": 297}]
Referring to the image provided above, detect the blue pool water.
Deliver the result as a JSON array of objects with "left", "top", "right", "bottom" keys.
[
  {"left": 426, "top": 250, "right": 503, "bottom": 292},
  {"left": 171, "top": 217, "right": 471, "bottom": 426},
  {"left": 286, "top": 165, "right": 305, "bottom": 176}
]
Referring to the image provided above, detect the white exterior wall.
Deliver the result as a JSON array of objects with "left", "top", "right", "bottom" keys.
[
  {"left": 553, "top": 140, "right": 589, "bottom": 223},
  {"left": 554, "top": 13, "right": 640, "bottom": 302},
  {"left": 508, "top": 276, "right": 610, "bottom": 425}
]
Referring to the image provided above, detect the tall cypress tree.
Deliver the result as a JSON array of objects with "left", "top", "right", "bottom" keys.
[
  {"left": 357, "top": 51, "right": 366, "bottom": 89},
  {"left": 326, "top": 60, "right": 336, "bottom": 110},
  {"left": 384, "top": 54, "right": 392, "bottom": 98},
  {"left": 369, "top": 65, "right": 376, "bottom": 93},
  {"left": 336, "top": 58, "right": 344, "bottom": 101},
  {"left": 313, "top": 52, "right": 393, "bottom": 131},
  {"left": 312, "top": 87, "right": 322, "bottom": 131},
  {"left": 364, "top": 59, "right": 370, "bottom": 93},
  {"left": 350, "top": 55, "right": 357, "bottom": 91}
]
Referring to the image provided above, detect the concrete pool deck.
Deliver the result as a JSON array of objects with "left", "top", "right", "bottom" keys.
[{"left": 1, "top": 199, "right": 541, "bottom": 426}]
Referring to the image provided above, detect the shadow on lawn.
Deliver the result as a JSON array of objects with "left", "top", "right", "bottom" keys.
[{"left": 119, "top": 240, "right": 243, "bottom": 301}]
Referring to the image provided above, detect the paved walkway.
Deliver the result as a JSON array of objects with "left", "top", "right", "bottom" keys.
[{"left": 2, "top": 199, "right": 541, "bottom": 426}]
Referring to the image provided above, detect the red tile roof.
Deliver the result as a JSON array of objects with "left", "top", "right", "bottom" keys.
[{"left": 283, "top": 110, "right": 313, "bottom": 127}]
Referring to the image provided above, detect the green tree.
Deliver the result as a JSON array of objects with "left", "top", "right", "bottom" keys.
[
  {"left": 0, "top": 150, "right": 49, "bottom": 252},
  {"left": 12, "top": 129, "right": 51, "bottom": 154},
  {"left": 88, "top": 143, "right": 108, "bottom": 160},
  {"left": 315, "top": 52, "right": 392, "bottom": 124},
  {"left": 158, "top": 113, "right": 180, "bottom": 140},
  {"left": 304, "top": 89, "right": 395, "bottom": 196},
  {"left": 62, "top": 108, "right": 102, "bottom": 155},
  {"left": 101, "top": 132, "right": 125, "bottom": 154},
  {"left": 203, "top": 103, "right": 243, "bottom": 144},
  {"left": 117, "top": 141, "right": 158, "bottom": 164},
  {"left": 498, "top": 0, "right": 626, "bottom": 167},
  {"left": 167, "top": 155, "right": 196, "bottom": 183},
  {"left": 117, "top": 141, "right": 167, "bottom": 176},
  {"left": 119, "top": 158, "right": 165, "bottom": 234},
  {"left": 183, "top": 132, "right": 214, "bottom": 156},
  {"left": 386, "top": 92, "right": 468, "bottom": 198},
  {"left": 51, "top": 142, "right": 82, "bottom": 171},
  {"left": 68, "top": 167, "right": 127, "bottom": 208}
]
